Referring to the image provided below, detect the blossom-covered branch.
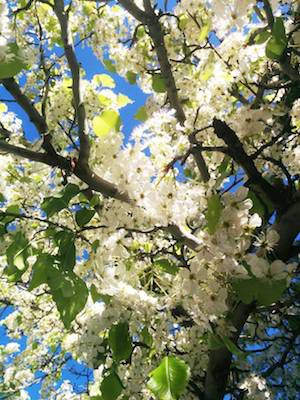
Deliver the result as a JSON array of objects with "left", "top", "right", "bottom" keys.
[{"left": 53, "top": 0, "right": 91, "bottom": 166}]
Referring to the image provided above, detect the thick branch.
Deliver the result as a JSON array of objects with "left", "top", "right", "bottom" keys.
[
  {"left": 0, "top": 135, "right": 130, "bottom": 203},
  {"left": 118, "top": 0, "right": 149, "bottom": 23},
  {"left": 204, "top": 302, "right": 254, "bottom": 400},
  {"left": 212, "top": 118, "right": 286, "bottom": 209},
  {"left": 0, "top": 78, "right": 56, "bottom": 155},
  {"left": 0, "top": 138, "right": 70, "bottom": 169},
  {"left": 54, "top": 0, "right": 90, "bottom": 165}
]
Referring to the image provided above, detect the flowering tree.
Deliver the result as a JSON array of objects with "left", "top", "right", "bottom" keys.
[{"left": 0, "top": 0, "right": 299, "bottom": 398}]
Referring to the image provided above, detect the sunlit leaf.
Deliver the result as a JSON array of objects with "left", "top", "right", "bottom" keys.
[
  {"left": 93, "top": 73, "right": 115, "bottom": 88},
  {"left": 92, "top": 110, "right": 121, "bottom": 137},
  {"left": 5, "top": 232, "right": 30, "bottom": 282},
  {"left": 148, "top": 356, "right": 190, "bottom": 400},
  {"left": 0, "top": 103, "right": 7, "bottom": 113},
  {"left": 117, "top": 93, "right": 133, "bottom": 108},
  {"left": 29, "top": 253, "right": 55, "bottom": 291}
]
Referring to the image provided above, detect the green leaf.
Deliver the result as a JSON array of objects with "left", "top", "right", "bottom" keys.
[
  {"left": 91, "top": 239, "right": 100, "bottom": 253},
  {"left": 93, "top": 73, "right": 115, "bottom": 88},
  {"left": 100, "top": 372, "right": 123, "bottom": 400},
  {"left": 126, "top": 71, "right": 137, "bottom": 84},
  {"left": 216, "top": 155, "right": 231, "bottom": 186},
  {"left": 92, "top": 110, "right": 121, "bottom": 137},
  {"left": 266, "top": 36, "right": 286, "bottom": 59},
  {"left": 136, "top": 25, "right": 145, "bottom": 39},
  {"left": 89, "top": 194, "right": 100, "bottom": 208},
  {"left": 51, "top": 270, "right": 88, "bottom": 329},
  {"left": 60, "top": 183, "right": 80, "bottom": 203},
  {"left": 272, "top": 17, "right": 287, "bottom": 43},
  {"left": 148, "top": 356, "right": 190, "bottom": 400},
  {"left": 205, "top": 194, "right": 222, "bottom": 234},
  {"left": 254, "top": 30, "right": 271, "bottom": 44},
  {"left": 41, "top": 184, "right": 80, "bottom": 217},
  {"left": 207, "top": 333, "right": 246, "bottom": 358},
  {"left": 108, "top": 322, "right": 133, "bottom": 362},
  {"left": 141, "top": 326, "right": 153, "bottom": 348},
  {"left": 75, "top": 208, "right": 95, "bottom": 227},
  {"left": 152, "top": 74, "right": 167, "bottom": 93},
  {"left": 5, "top": 232, "right": 30, "bottom": 282},
  {"left": 134, "top": 106, "right": 148, "bottom": 122},
  {"left": 266, "top": 17, "right": 287, "bottom": 60},
  {"left": 154, "top": 259, "right": 179, "bottom": 275},
  {"left": 0, "top": 43, "right": 27, "bottom": 79},
  {"left": 29, "top": 253, "right": 55, "bottom": 291},
  {"left": 56, "top": 230, "right": 76, "bottom": 270},
  {"left": 103, "top": 59, "right": 117, "bottom": 73},
  {"left": 41, "top": 197, "right": 66, "bottom": 217},
  {"left": 232, "top": 277, "right": 287, "bottom": 306},
  {"left": 0, "top": 205, "right": 20, "bottom": 224},
  {"left": 90, "top": 284, "right": 112, "bottom": 304},
  {"left": 178, "top": 14, "right": 189, "bottom": 30},
  {"left": 98, "top": 94, "right": 112, "bottom": 107}
]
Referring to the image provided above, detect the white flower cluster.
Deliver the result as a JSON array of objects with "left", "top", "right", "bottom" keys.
[{"left": 239, "top": 374, "right": 272, "bottom": 399}]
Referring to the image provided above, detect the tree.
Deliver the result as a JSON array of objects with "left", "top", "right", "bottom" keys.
[{"left": 0, "top": 0, "right": 299, "bottom": 398}]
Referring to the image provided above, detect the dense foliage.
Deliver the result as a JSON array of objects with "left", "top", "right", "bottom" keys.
[{"left": 0, "top": 0, "right": 299, "bottom": 399}]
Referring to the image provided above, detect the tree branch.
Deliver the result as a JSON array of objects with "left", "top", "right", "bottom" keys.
[
  {"left": 212, "top": 118, "right": 286, "bottom": 209},
  {"left": 118, "top": 0, "right": 149, "bottom": 23},
  {"left": 0, "top": 137, "right": 70, "bottom": 170},
  {"left": 117, "top": 0, "right": 210, "bottom": 182},
  {"left": 53, "top": 0, "right": 90, "bottom": 165},
  {"left": 0, "top": 78, "right": 56, "bottom": 155},
  {"left": 0, "top": 133, "right": 130, "bottom": 203}
]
